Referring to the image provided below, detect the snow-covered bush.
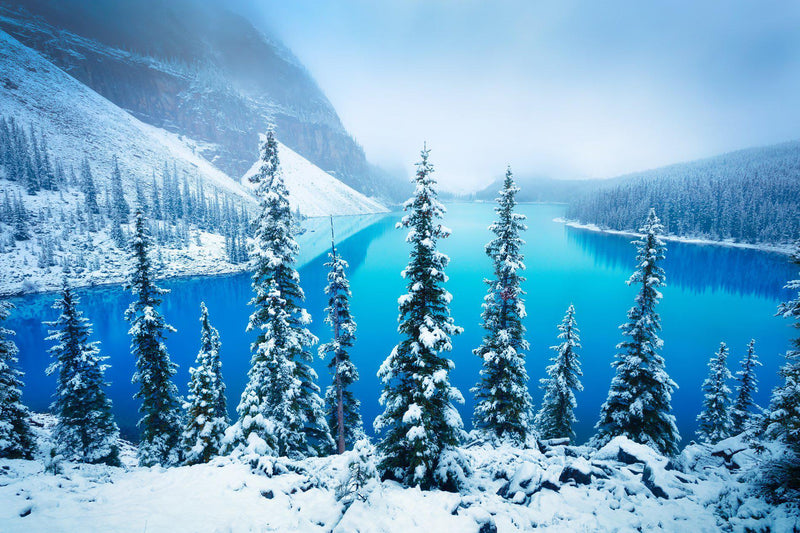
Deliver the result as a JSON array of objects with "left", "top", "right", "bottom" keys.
[{"left": 336, "top": 439, "right": 378, "bottom": 505}]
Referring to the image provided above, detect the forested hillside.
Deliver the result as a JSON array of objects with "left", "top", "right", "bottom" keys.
[{"left": 565, "top": 142, "right": 800, "bottom": 245}]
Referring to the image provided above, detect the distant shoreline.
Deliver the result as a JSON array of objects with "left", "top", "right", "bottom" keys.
[{"left": 554, "top": 217, "right": 795, "bottom": 255}]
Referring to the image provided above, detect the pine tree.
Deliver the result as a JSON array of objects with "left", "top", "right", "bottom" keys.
[
  {"left": 0, "top": 301, "right": 36, "bottom": 459},
  {"left": 150, "top": 172, "right": 162, "bottom": 220},
  {"left": 228, "top": 130, "right": 331, "bottom": 459},
  {"left": 135, "top": 176, "right": 148, "bottom": 214},
  {"left": 696, "top": 342, "right": 734, "bottom": 443},
  {"left": 766, "top": 242, "right": 800, "bottom": 448},
  {"left": 731, "top": 339, "right": 761, "bottom": 429},
  {"left": 182, "top": 303, "right": 228, "bottom": 465},
  {"left": 45, "top": 281, "right": 120, "bottom": 465},
  {"left": 593, "top": 209, "right": 680, "bottom": 455},
  {"left": 535, "top": 304, "right": 583, "bottom": 442},
  {"left": 374, "top": 145, "right": 468, "bottom": 491},
  {"left": 319, "top": 218, "right": 363, "bottom": 454},
  {"left": 110, "top": 156, "right": 129, "bottom": 221},
  {"left": 471, "top": 167, "right": 533, "bottom": 443},
  {"left": 125, "top": 209, "right": 182, "bottom": 466},
  {"left": 12, "top": 194, "right": 30, "bottom": 241},
  {"left": 81, "top": 159, "right": 100, "bottom": 215}
]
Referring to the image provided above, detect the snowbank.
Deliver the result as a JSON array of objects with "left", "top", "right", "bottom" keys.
[{"left": 1, "top": 419, "right": 796, "bottom": 532}]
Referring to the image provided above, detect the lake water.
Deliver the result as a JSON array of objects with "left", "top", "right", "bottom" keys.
[{"left": 8, "top": 203, "right": 797, "bottom": 445}]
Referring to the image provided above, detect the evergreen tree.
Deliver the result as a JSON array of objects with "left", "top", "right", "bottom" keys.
[
  {"left": 81, "top": 159, "right": 100, "bottom": 215},
  {"left": 0, "top": 301, "right": 36, "bottom": 459},
  {"left": 45, "top": 281, "right": 120, "bottom": 465},
  {"left": 182, "top": 303, "right": 228, "bottom": 464},
  {"left": 593, "top": 209, "right": 680, "bottom": 455},
  {"left": 535, "top": 304, "right": 583, "bottom": 442},
  {"left": 228, "top": 130, "right": 331, "bottom": 458},
  {"left": 24, "top": 153, "right": 39, "bottom": 194},
  {"left": 766, "top": 242, "right": 800, "bottom": 448},
  {"left": 471, "top": 167, "right": 533, "bottom": 443},
  {"left": 374, "top": 145, "right": 468, "bottom": 491},
  {"left": 319, "top": 219, "right": 363, "bottom": 454},
  {"left": 12, "top": 194, "right": 30, "bottom": 241},
  {"left": 110, "top": 156, "right": 129, "bottom": 221},
  {"left": 150, "top": 172, "right": 162, "bottom": 220},
  {"left": 125, "top": 209, "right": 182, "bottom": 466},
  {"left": 135, "top": 176, "right": 148, "bottom": 214},
  {"left": 696, "top": 342, "right": 734, "bottom": 443},
  {"left": 731, "top": 339, "right": 761, "bottom": 429}
]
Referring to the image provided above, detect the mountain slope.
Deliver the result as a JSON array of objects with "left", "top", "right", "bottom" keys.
[
  {"left": 0, "top": 30, "right": 252, "bottom": 203},
  {"left": 242, "top": 141, "right": 387, "bottom": 217},
  {"left": 0, "top": 0, "right": 404, "bottom": 202},
  {"left": 0, "top": 29, "right": 388, "bottom": 295}
]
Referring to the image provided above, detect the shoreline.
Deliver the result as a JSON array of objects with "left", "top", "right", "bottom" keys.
[
  {"left": 2, "top": 261, "right": 251, "bottom": 300},
  {"left": 554, "top": 217, "right": 795, "bottom": 255}
]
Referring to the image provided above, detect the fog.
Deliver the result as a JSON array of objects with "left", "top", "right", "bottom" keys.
[{"left": 232, "top": 0, "right": 800, "bottom": 191}]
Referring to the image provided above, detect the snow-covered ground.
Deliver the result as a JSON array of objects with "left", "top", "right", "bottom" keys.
[
  {"left": 554, "top": 218, "right": 796, "bottom": 255},
  {"left": 1, "top": 414, "right": 796, "bottom": 532}
]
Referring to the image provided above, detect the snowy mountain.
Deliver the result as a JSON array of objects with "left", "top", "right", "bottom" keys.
[
  {"left": 0, "top": 0, "right": 406, "bottom": 203},
  {"left": 0, "top": 30, "right": 253, "bottom": 204},
  {"left": 0, "top": 28, "right": 388, "bottom": 295}
]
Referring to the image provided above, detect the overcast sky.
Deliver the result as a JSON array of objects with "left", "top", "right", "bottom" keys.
[{"left": 236, "top": 0, "right": 800, "bottom": 192}]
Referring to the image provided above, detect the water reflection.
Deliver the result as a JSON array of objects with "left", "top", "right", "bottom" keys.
[{"left": 567, "top": 226, "right": 795, "bottom": 300}]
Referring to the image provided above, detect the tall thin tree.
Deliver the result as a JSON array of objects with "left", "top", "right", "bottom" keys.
[
  {"left": 126, "top": 209, "right": 182, "bottom": 466},
  {"left": 471, "top": 167, "right": 533, "bottom": 443},
  {"left": 374, "top": 145, "right": 468, "bottom": 491},
  {"left": 319, "top": 217, "right": 363, "bottom": 454},
  {"left": 731, "top": 339, "right": 761, "bottom": 429},
  {"left": 535, "top": 304, "right": 583, "bottom": 442},
  {"left": 593, "top": 209, "right": 680, "bottom": 455}
]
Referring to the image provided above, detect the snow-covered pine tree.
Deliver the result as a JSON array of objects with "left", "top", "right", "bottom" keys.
[
  {"left": 45, "top": 281, "right": 120, "bottom": 465},
  {"left": 319, "top": 218, "right": 363, "bottom": 454},
  {"left": 593, "top": 209, "right": 680, "bottom": 455},
  {"left": 535, "top": 304, "right": 583, "bottom": 442},
  {"left": 228, "top": 130, "right": 331, "bottom": 459},
  {"left": 374, "top": 145, "right": 468, "bottom": 491},
  {"left": 731, "top": 339, "right": 761, "bottom": 429},
  {"left": 471, "top": 167, "right": 533, "bottom": 443},
  {"left": 182, "top": 303, "right": 228, "bottom": 465},
  {"left": 150, "top": 172, "right": 162, "bottom": 221},
  {"left": 766, "top": 241, "right": 800, "bottom": 449},
  {"left": 125, "top": 209, "right": 183, "bottom": 466},
  {"left": 12, "top": 194, "right": 30, "bottom": 241},
  {"left": 0, "top": 301, "right": 36, "bottom": 459},
  {"left": 81, "top": 159, "right": 100, "bottom": 215},
  {"left": 696, "top": 342, "right": 734, "bottom": 443},
  {"left": 110, "top": 156, "right": 129, "bottom": 221}
]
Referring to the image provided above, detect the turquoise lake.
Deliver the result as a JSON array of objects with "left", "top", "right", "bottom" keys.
[{"left": 8, "top": 203, "right": 798, "bottom": 444}]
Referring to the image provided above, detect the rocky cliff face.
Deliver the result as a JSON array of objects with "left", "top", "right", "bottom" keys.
[{"left": 0, "top": 0, "right": 404, "bottom": 201}]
